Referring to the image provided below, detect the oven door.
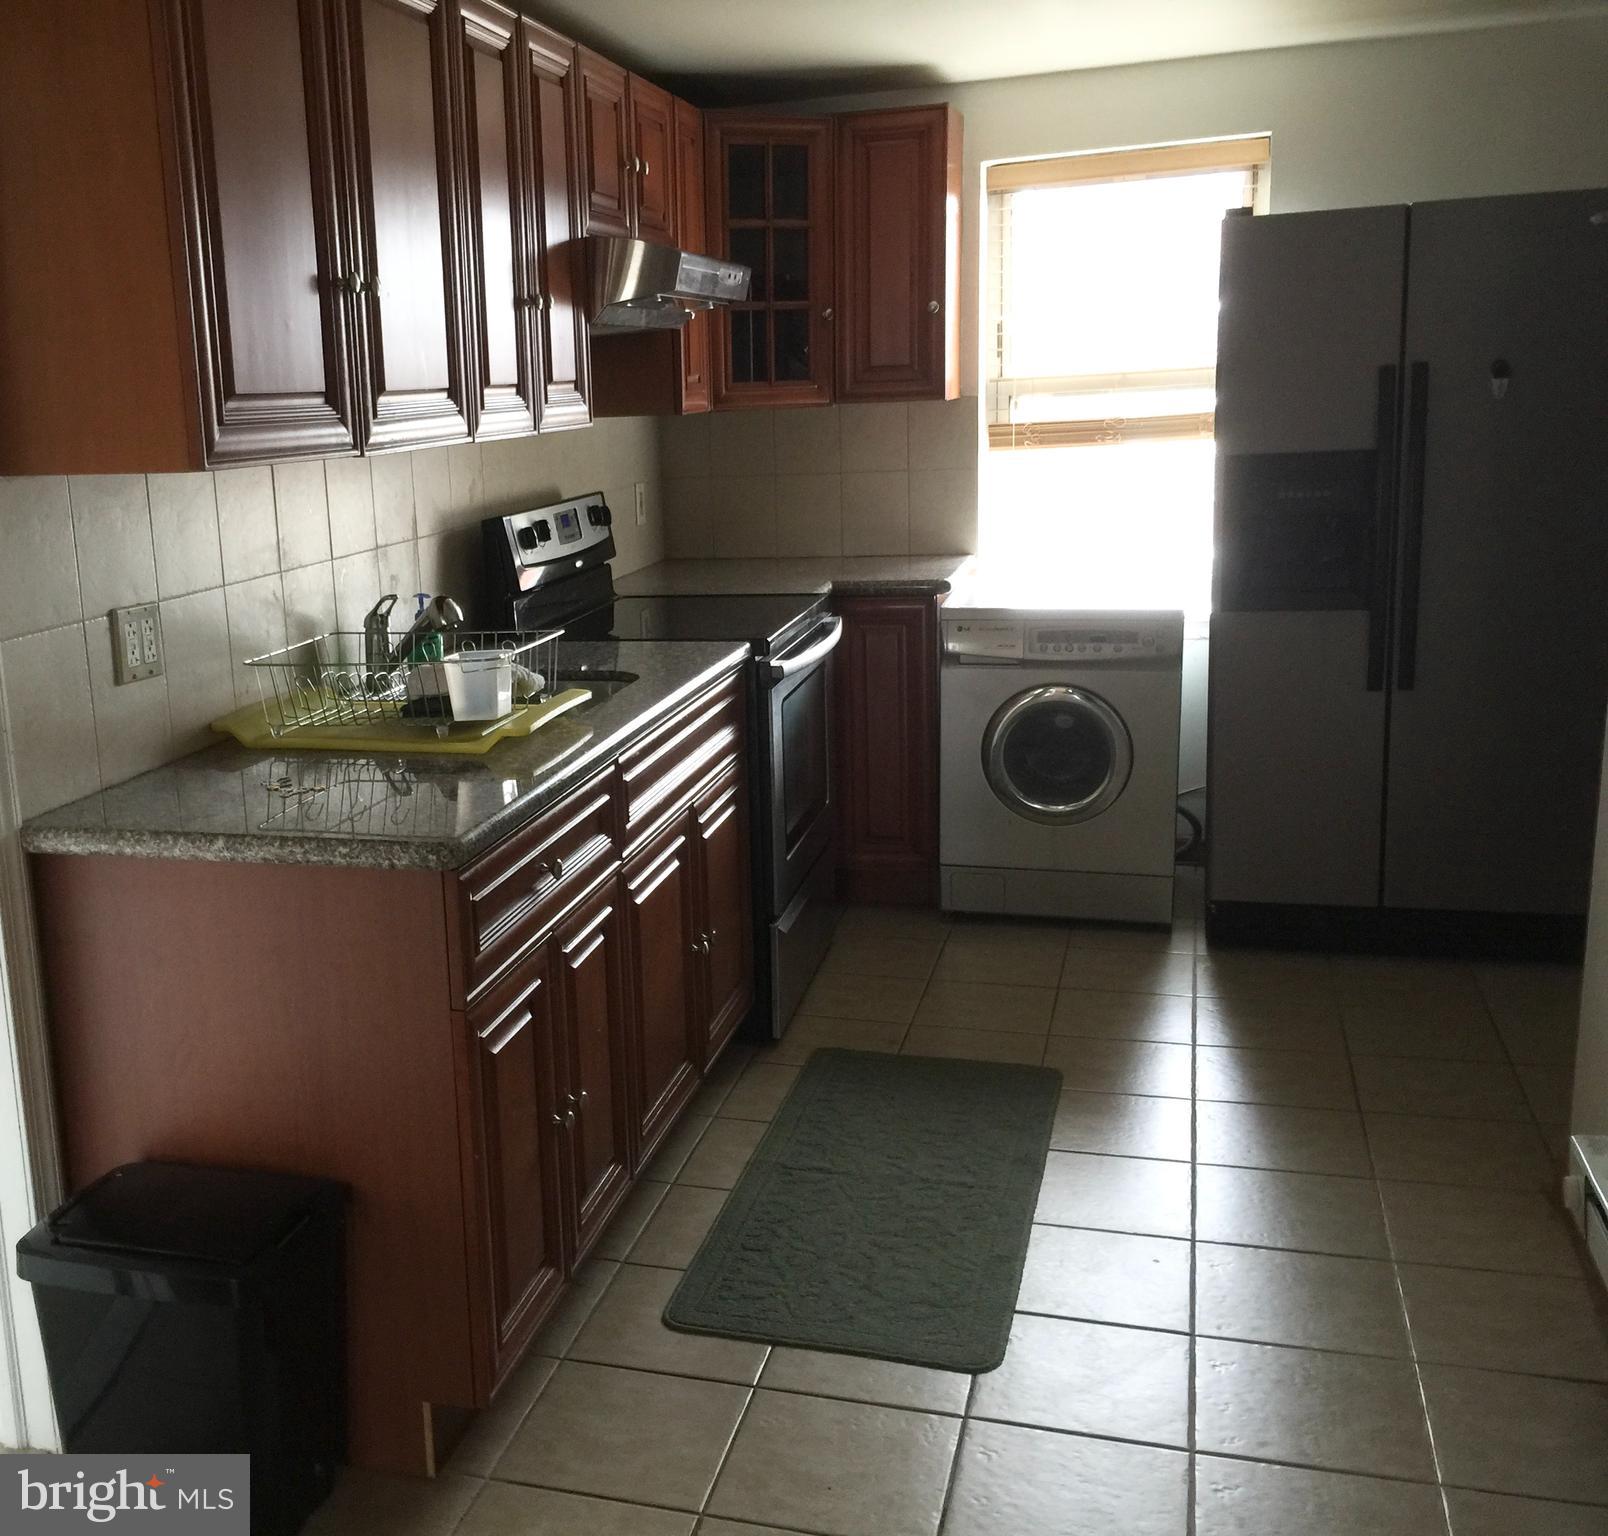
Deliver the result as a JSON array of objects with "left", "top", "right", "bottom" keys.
[{"left": 766, "top": 615, "right": 843, "bottom": 914}]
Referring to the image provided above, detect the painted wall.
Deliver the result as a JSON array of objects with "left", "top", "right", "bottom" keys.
[
  {"left": 0, "top": 421, "right": 664, "bottom": 822},
  {"left": 783, "top": 15, "right": 1608, "bottom": 391}
]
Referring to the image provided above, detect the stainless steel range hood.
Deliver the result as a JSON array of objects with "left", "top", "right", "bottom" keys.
[{"left": 588, "top": 235, "right": 749, "bottom": 333}]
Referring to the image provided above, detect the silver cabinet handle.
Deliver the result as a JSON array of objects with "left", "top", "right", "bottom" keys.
[
  {"left": 821, "top": 306, "right": 834, "bottom": 320},
  {"left": 927, "top": 299, "right": 941, "bottom": 314},
  {"left": 543, "top": 854, "right": 565, "bottom": 881},
  {"left": 640, "top": 159, "right": 650, "bottom": 177},
  {"left": 340, "top": 272, "right": 368, "bottom": 295}
]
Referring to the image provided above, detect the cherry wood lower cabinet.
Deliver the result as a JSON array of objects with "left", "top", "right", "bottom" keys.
[
  {"left": 32, "top": 668, "right": 751, "bottom": 1477},
  {"left": 832, "top": 595, "right": 941, "bottom": 904}
]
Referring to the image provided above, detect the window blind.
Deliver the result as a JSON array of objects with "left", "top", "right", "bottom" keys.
[{"left": 984, "top": 136, "right": 1269, "bottom": 448}]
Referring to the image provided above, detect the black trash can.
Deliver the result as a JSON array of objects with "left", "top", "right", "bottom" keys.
[{"left": 17, "top": 1161, "right": 346, "bottom": 1536}]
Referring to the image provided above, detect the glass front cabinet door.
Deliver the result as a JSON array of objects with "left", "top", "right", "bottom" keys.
[{"left": 706, "top": 116, "right": 834, "bottom": 408}]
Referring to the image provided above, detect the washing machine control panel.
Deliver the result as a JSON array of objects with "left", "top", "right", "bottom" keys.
[{"left": 1026, "top": 624, "right": 1169, "bottom": 660}]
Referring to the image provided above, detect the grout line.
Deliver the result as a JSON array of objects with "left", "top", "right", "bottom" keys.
[
  {"left": 1342, "top": 1001, "right": 1456, "bottom": 1535},
  {"left": 1186, "top": 948, "right": 1200, "bottom": 1536}
]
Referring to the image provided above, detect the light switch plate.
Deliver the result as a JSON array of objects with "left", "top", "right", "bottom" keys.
[
  {"left": 634, "top": 483, "right": 647, "bottom": 527},
  {"left": 111, "top": 603, "right": 164, "bottom": 685}
]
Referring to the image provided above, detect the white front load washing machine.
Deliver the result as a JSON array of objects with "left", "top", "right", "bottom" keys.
[{"left": 940, "top": 607, "right": 1184, "bottom": 924}]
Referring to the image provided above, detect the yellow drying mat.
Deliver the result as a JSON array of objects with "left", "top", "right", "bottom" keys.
[{"left": 210, "top": 687, "right": 592, "bottom": 756}]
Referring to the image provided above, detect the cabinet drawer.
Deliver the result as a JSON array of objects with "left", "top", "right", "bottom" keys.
[
  {"left": 618, "top": 671, "right": 745, "bottom": 852},
  {"left": 454, "top": 769, "right": 619, "bottom": 1002}
]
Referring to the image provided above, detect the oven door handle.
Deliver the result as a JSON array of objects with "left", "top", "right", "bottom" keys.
[{"left": 767, "top": 615, "right": 844, "bottom": 682}]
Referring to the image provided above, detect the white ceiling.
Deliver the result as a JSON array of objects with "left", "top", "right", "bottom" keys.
[{"left": 529, "top": 0, "right": 1608, "bottom": 102}]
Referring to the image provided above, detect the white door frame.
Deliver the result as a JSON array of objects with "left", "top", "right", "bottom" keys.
[{"left": 0, "top": 649, "right": 64, "bottom": 1451}]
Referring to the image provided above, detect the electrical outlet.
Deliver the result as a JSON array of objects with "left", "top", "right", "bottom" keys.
[
  {"left": 634, "top": 482, "right": 647, "bottom": 527},
  {"left": 111, "top": 604, "right": 163, "bottom": 685}
]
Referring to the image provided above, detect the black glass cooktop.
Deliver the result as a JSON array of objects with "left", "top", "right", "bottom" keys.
[{"left": 569, "top": 593, "right": 827, "bottom": 657}]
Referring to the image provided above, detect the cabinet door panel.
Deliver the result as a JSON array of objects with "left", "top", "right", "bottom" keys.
[
  {"left": 835, "top": 106, "right": 959, "bottom": 401},
  {"left": 621, "top": 819, "right": 699, "bottom": 1162},
  {"left": 674, "top": 98, "right": 711, "bottom": 414},
  {"left": 1208, "top": 612, "right": 1385, "bottom": 908},
  {"left": 707, "top": 115, "right": 834, "bottom": 409},
  {"left": 167, "top": 0, "right": 358, "bottom": 463},
  {"left": 577, "top": 50, "right": 629, "bottom": 237},
  {"left": 1383, "top": 191, "right": 1608, "bottom": 914},
  {"left": 345, "top": 0, "right": 471, "bottom": 449},
  {"left": 522, "top": 23, "right": 591, "bottom": 429},
  {"left": 694, "top": 766, "right": 752, "bottom": 1066},
  {"left": 466, "top": 947, "right": 565, "bottom": 1388},
  {"left": 833, "top": 597, "right": 938, "bottom": 903},
  {"left": 628, "top": 76, "right": 675, "bottom": 244},
  {"left": 458, "top": 0, "right": 536, "bottom": 438},
  {"left": 553, "top": 879, "right": 631, "bottom": 1258}
]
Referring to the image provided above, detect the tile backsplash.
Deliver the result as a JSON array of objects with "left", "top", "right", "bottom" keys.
[
  {"left": 0, "top": 418, "right": 663, "bottom": 820},
  {"left": 659, "top": 398, "right": 980, "bottom": 560}
]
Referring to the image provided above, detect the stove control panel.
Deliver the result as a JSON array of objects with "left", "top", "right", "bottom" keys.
[{"left": 484, "top": 490, "right": 617, "bottom": 603}]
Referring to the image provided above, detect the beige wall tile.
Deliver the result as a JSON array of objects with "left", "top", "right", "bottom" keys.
[
  {"left": 840, "top": 403, "right": 909, "bottom": 471},
  {"left": 86, "top": 615, "right": 172, "bottom": 789},
  {"left": 214, "top": 466, "right": 279, "bottom": 584},
  {"left": 412, "top": 448, "right": 453, "bottom": 535},
  {"left": 377, "top": 542, "right": 421, "bottom": 614},
  {"left": 282, "top": 561, "right": 338, "bottom": 643},
  {"left": 774, "top": 406, "right": 840, "bottom": 473},
  {"left": 418, "top": 528, "right": 481, "bottom": 615},
  {"left": 325, "top": 456, "right": 377, "bottom": 557},
  {"left": 908, "top": 397, "right": 980, "bottom": 470},
  {"left": 448, "top": 442, "right": 484, "bottom": 515},
  {"left": 842, "top": 470, "right": 910, "bottom": 555},
  {"left": 272, "top": 460, "right": 330, "bottom": 569},
  {"left": 160, "top": 588, "right": 234, "bottom": 754},
  {"left": 0, "top": 476, "right": 81, "bottom": 639},
  {"left": 659, "top": 414, "right": 711, "bottom": 478},
  {"left": 333, "top": 549, "right": 383, "bottom": 641},
  {"left": 711, "top": 475, "right": 777, "bottom": 558},
  {"left": 908, "top": 468, "right": 977, "bottom": 554},
  {"left": 70, "top": 474, "right": 157, "bottom": 618},
  {"left": 709, "top": 411, "right": 774, "bottom": 476},
  {"left": 369, "top": 451, "right": 416, "bottom": 546},
  {"left": 0, "top": 624, "right": 99, "bottom": 817},
  {"left": 665, "top": 478, "right": 713, "bottom": 558},
  {"left": 775, "top": 474, "right": 843, "bottom": 557},
  {"left": 148, "top": 472, "right": 223, "bottom": 599},
  {"left": 224, "top": 574, "right": 286, "bottom": 706}
]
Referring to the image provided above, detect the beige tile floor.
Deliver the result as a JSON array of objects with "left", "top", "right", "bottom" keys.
[{"left": 307, "top": 871, "right": 1608, "bottom": 1536}]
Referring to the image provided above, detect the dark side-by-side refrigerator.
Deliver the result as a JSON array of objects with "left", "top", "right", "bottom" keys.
[{"left": 1207, "top": 188, "right": 1608, "bottom": 952}]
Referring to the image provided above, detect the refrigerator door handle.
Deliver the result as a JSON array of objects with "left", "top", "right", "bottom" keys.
[
  {"left": 1395, "top": 361, "right": 1431, "bottom": 691},
  {"left": 1366, "top": 363, "right": 1401, "bottom": 691}
]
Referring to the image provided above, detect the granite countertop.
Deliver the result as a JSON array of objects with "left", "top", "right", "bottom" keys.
[
  {"left": 614, "top": 556, "right": 974, "bottom": 597},
  {"left": 20, "top": 640, "right": 750, "bottom": 872}
]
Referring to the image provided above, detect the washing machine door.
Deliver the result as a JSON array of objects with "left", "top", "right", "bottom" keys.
[{"left": 981, "top": 684, "right": 1134, "bottom": 825}]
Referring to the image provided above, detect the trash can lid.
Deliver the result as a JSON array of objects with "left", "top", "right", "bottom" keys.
[{"left": 47, "top": 1162, "right": 342, "bottom": 1269}]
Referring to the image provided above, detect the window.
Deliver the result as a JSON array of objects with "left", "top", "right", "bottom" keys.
[{"left": 981, "top": 138, "right": 1269, "bottom": 617}]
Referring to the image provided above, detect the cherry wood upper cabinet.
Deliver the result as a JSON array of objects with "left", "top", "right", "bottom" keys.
[
  {"left": 627, "top": 76, "right": 676, "bottom": 245},
  {"left": 456, "top": 0, "right": 537, "bottom": 439},
  {"left": 165, "top": 0, "right": 362, "bottom": 463},
  {"left": 0, "top": 0, "right": 363, "bottom": 472},
  {"left": 520, "top": 20, "right": 591, "bottom": 430},
  {"left": 674, "top": 98, "right": 712, "bottom": 414},
  {"left": 463, "top": 940, "right": 566, "bottom": 1393},
  {"left": 832, "top": 595, "right": 941, "bottom": 904},
  {"left": 551, "top": 878, "right": 631, "bottom": 1262},
  {"left": 577, "top": 49, "right": 630, "bottom": 238},
  {"left": 835, "top": 105, "right": 962, "bottom": 402},
  {"left": 706, "top": 115, "right": 835, "bottom": 409},
  {"left": 340, "top": 0, "right": 473, "bottom": 451}
]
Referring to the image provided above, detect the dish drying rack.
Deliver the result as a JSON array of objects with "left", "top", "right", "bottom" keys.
[{"left": 244, "top": 629, "right": 562, "bottom": 740}]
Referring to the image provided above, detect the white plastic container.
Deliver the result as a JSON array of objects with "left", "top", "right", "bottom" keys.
[{"left": 442, "top": 649, "right": 514, "bottom": 721}]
